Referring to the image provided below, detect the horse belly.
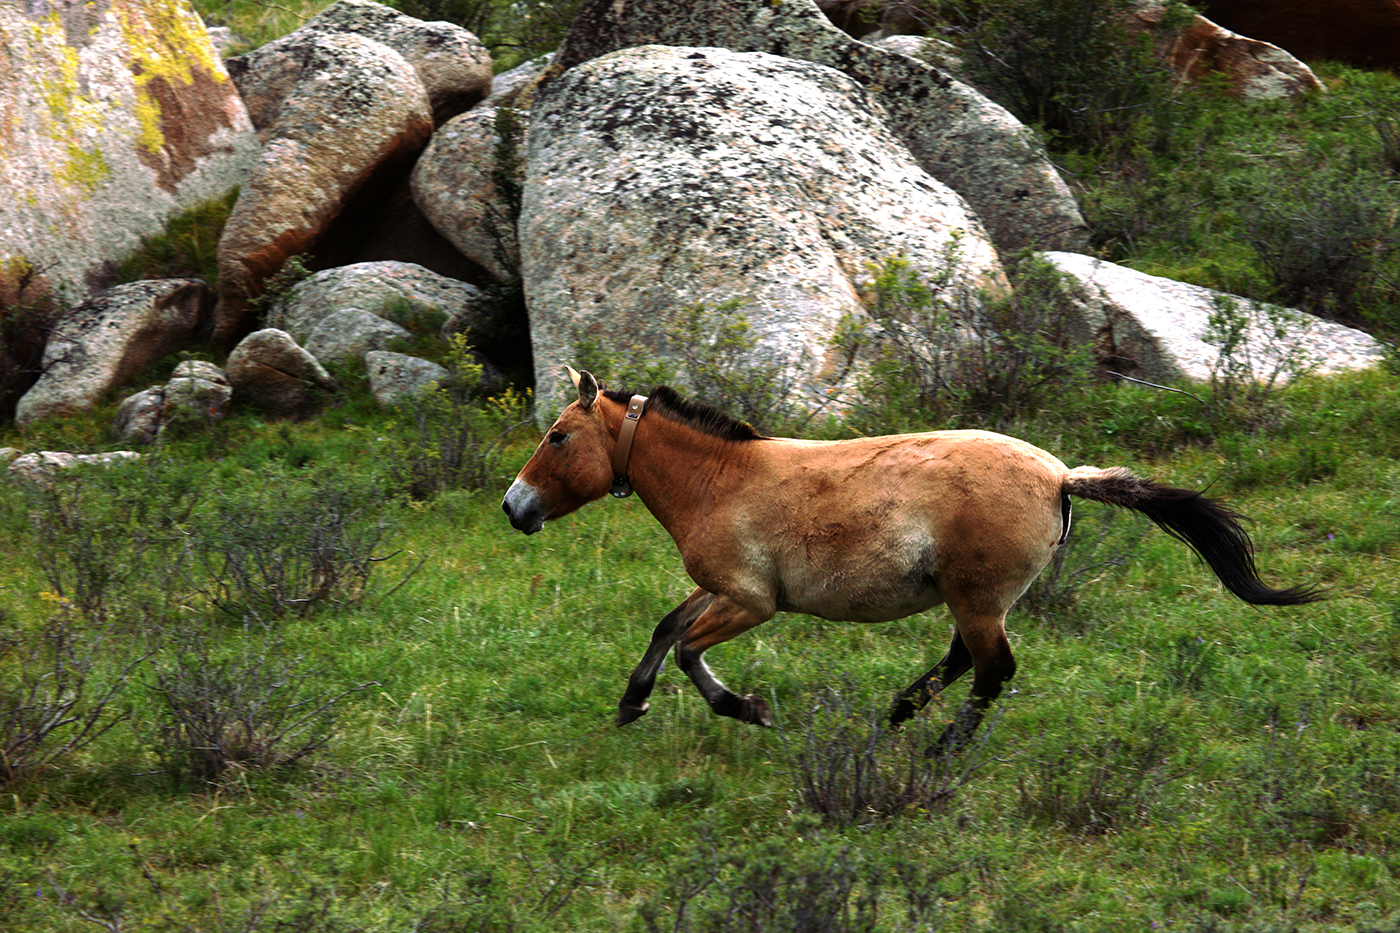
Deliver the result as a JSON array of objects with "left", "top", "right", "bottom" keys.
[{"left": 775, "top": 533, "right": 944, "bottom": 624}]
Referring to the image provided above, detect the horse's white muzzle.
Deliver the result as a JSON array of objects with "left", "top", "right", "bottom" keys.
[{"left": 502, "top": 478, "right": 546, "bottom": 535}]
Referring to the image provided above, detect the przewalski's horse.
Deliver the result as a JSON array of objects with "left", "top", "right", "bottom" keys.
[{"left": 503, "top": 368, "right": 1322, "bottom": 749}]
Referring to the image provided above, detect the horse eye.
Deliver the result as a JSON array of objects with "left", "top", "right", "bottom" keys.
[{"left": 548, "top": 431, "right": 568, "bottom": 446}]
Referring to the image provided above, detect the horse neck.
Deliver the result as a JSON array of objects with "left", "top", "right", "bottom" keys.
[{"left": 622, "top": 409, "right": 749, "bottom": 541}]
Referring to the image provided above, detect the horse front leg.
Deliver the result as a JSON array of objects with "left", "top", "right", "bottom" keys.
[
  {"left": 890, "top": 630, "right": 973, "bottom": 727},
  {"left": 617, "top": 587, "right": 717, "bottom": 726},
  {"left": 674, "top": 595, "right": 775, "bottom": 727}
]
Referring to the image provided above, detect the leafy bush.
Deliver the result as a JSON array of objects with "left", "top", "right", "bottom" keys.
[
  {"left": 147, "top": 625, "right": 374, "bottom": 785},
  {"left": 191, "top": 467, "right": 411, "bottom": 621},
  {"left": 638, "top": 828, "right": 947, "bottom": 933},
  {"left": 836, "top": 249, "right": 1095, "bottom": 432},
  {"left": 1239, "top": 167, "right": 1398, "bottom": 326},
  {"left": 23, "top": 457, "right": 201, "bottom": 625},
  {"left": 959, "top": 0, "right": 1187, "bottom": 153},
  {"left": 575, "top": 300, "right": 806, "bottom": 435},
  {"left": 1014, "top": 713, "right": 1182, "bottom": 836}
]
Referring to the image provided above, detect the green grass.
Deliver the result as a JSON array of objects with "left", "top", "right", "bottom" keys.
[{"left": 2, "top": 369, "right": 1400, "bottom": 931}]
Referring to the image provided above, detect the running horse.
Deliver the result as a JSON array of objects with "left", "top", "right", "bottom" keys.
[{"left": 502, "top": 368, "right": 1322, "bottom": 749}]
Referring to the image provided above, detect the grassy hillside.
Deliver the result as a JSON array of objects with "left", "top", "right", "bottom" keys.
[{"left": 3, "top": 1, "right": 1399, "bottom": 930}]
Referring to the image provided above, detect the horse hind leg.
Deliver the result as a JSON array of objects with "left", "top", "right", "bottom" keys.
[
  {"left": 674, "top": 596, "right": 775, "bottom": 727},
  {"left": 890, "top": 630, "right": 973, "bottom": 726},
  {"left": 617, "top": 587, "right": 716, "bottom": 726},
  {"left": 931, "top": 607, "right": 1017, "bottom": 755}
]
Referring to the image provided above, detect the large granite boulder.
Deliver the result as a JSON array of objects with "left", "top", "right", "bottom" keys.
[
  {"left": 264, "top": 261, "right": 484, "bottom": 344},
  {"left": 225, "top": 329, "right": 339, "bottom": 418},
  {"left": 412, "top": 107, "right": 527, "bottom": 282},
  {"left": 522, "top": 45, "right": 1005, "bottom": 414},
  {"left": 225, "top": 0, "right": 493, "bottom": 131},
  {"left": 212, "top": 35, "right": 435, "bottom": 349},
  {"left": 546, "top": 0, "right": 1087, "bottom": 254},
  {"left": 0, "top": 0, "right": 257, "bottom": 310}
]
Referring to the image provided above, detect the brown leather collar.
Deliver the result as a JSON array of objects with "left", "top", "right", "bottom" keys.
[{"left": 610, "top": 394, "right": 648, "bottom": 498}]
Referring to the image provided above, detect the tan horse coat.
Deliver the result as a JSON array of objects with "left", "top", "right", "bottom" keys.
[{"left": 503, "top": 371, "right": 1319, "bottom": 747}]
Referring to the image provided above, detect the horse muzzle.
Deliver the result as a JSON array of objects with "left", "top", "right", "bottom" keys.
[{"left": 502, "top": 479, "right": 546, "bottom": 535}]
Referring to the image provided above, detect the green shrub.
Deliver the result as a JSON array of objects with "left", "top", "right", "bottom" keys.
[
  {"left": 783, "top": 683, "right": 998, "bottom": 826},
  {"left": 0, "top": 609, "right": 146, "bottom": 786},
  {"left": 147, "top": 625, "right": 374, "bottom": 786},
  {"left": 191, "top": 467, "right": 409, "bottom": 621}
]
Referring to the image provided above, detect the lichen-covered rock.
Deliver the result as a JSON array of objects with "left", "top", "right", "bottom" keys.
[
  {"left": 225, "top": 0, "right": 492, "bottom": 130},
  {"left": 113, "top": 387, "right": 167, "bottom": 444},
  {"left": 225, "top": 329, "right": 339, "bottom": 418},
  {"left": 365, "top": 350, "right": 448, "bottom": 405},
  {"left": 1045, "top": 252, "right": 1384, "bottom": 383},
  {"left": 411, "top": 107, "right": 526, "bottom": 281},
  {"left": 163, "top": 360, "right": 232, "bottom": 424},
  {"left": 213, "top": 35, "right": 434, "bottom": 349},
  {"left": 265, "top": 261, "right": 482, "bottom": 344},
  {"left": 15, "top": 279, "right": 212, "bottom": 427},
  {"left": 305, "top": 309, "right": 412, "bottom": 364},
  {"left": 549, "top": 0, "right": 1086, "bottom": 253},
  {"left": 0, "top": 0, "right": 258, "bottom": 310},
  {"left": 7, "top": 450, "right": 141, "bottom": 488},
  {"left": 523, "top": 45, "right": 1005, "bottom": 414}
]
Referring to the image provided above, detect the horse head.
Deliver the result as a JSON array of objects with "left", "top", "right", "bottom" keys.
[{"left": 502, "top": 367, "right": 618, "bottom": 534}]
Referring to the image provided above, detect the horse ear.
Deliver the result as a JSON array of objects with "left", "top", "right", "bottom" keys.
[{"left": 569, "top": 367, "right": 599, "bottom": 410}]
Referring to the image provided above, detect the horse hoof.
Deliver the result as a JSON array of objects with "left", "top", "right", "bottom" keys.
[
  {"left": 616, "top": 703, "right": 648, "bottom": 726},
  {"left": 742, "top": 695, "right": 774, "bottom": 727}
]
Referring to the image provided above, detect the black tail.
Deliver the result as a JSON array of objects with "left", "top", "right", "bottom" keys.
[{"left": 1064, "top": 467, "right": 1323, "bottom": 606}]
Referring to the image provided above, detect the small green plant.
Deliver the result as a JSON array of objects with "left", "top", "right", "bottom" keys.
[
  {"left": 1202, "top": 293, "right": 1318, "bottom": 433},
  {"left": 389, "top": 335, "right": 531, "bottom": 498},
  {"left": 575, "top": 299, "right": 804, "bottom": 434},
  {"left": 1014, "top": 716, "right": 1181, "bottom": 836}
]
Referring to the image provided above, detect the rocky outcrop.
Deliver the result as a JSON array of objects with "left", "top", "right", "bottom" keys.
[
  {"left": 213, "top": 35, "right": 435, "bottom": 348},
  {"left": 1132, "top": 1, "right": 1322, "bottom": 100},
  {"left": 113, "top": 360, "right": 232, "bottom": 443},
  {"left": 0, "top": 0, "right": 258, "bottom": 310},
  {"left": 225, "top": 0, "right": 493, "bottom": 131},
  {"left": 305, "top": 310, "right": 412, "bottom": 365},
  {"left": 15, "top": 280, "right": 212, "bottom": 427},
  {"left": 412, "top": 108, "right": 526, "bottom": 281},
  {"left": 523, "top": 45, "right": 1005, "bottom": 413},
  {"left": 1045, "top": 253, "right": 1384, "bottom": 384},
  {"left": 7, "top": 450, "right": 141, "bottom": 487},
  {"left": 548, "top": 0, "right": 1087, "bottom": 255},
  {"left": 225, "top": 329, "right": 339, "bottom": 418}
]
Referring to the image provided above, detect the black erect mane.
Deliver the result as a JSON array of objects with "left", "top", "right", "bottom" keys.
[{"left": 601, "top": 385, "right": 764, "bottom": 442}]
